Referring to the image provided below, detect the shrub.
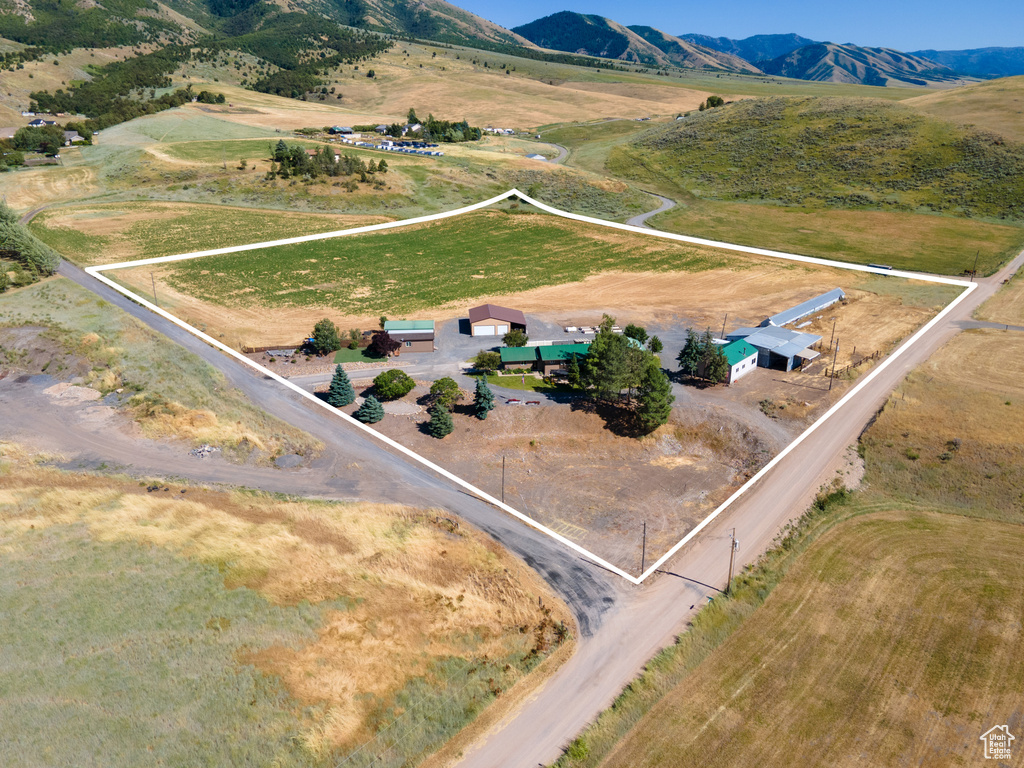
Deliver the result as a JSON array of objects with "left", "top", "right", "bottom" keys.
[
  {"left": 473, "top": 350, "right": 501, "bottom": 374},
  {"left": 429, "top": 377, "right": 462, "bottom": 410},
  {"left": 503, "top": 328, "right": 528, "bottom": 347},
  {"left": 354, "top": 394, "right": 384, "bottom": 423},
  {"left": 373, "top": 369, "right": 415, "bottom": 401},
  {"left": 427, "top": 403, "right": 454, "bottom": 438},
  {"left": 366, "top": 330, "right": 399, "bottom": 358}
]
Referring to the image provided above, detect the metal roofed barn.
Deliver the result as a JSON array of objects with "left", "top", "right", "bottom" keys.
[
  {"left": 467, "top": 304, "right": 527, "bottom": 337},
  {"left": 760, "top": 288, "right": 846, "bottom": 328},
  {"left": 726, "top": 326, "right": 822, "bottom": 372}
]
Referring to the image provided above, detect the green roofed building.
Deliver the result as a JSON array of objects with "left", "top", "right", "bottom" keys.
[
  {"left": 499, "top": 346, "right": 538, "bottom": 366},
  {"left": 720, "top": 339, "right": 758, "bottom": 384},
  {"left": 383, "top": 320, "right": 435, "bottom": 353},
  {"left": 538, "top": 343, "right": 590, "bottom": 375},
  {"left": 499, "top": 343, "right": 590, "bottom": 374}
]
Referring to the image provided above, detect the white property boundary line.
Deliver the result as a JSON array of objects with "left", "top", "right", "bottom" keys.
[{"left": 87, "top": 188, "right": 975, "bottom": 585}]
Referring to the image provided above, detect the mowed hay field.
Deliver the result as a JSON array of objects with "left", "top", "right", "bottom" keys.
[
  {"left": 860, "top": 329, "right": 1024, "bottom": 522},
  {"left": 28, "top": 202, "right": 391, "bottom": 266},
  {"left": 653, "top": 199, "right": 1024, "bottom": 276},
  {"left": 0, "top": 452, "right": 569, "bottom": 766},
  {"left": 595, "top": 510, "right": 1024, "bottom": 768}
]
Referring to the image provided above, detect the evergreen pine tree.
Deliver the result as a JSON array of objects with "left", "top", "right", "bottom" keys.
[
  {"left": 474, "top": 376, "right": 495, "bottom": 420},
  {"left": 676, "top": 328, "right": 702, "bottom": 377},
  {"left": 427, "top": 403, "right": 454, "bottom": 438},
  {"left": 354, "top": 394, "right": 384, "bottom": 423},
  {"left": 326, "top": 364, "right": 355, "bottom": 407},
  {"left": 636, "top": 358, "right": 675, "bottom": 433}
]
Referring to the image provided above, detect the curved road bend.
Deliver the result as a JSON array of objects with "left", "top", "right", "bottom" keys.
[
  {"left": 626, "top": 193, "right": 676, "bottom": 228},
  {"left": 454, "top": 251, "right": 1024, "bottom": 768},
  {"left": 52, "top": 261, "right": 622, "bottom": 637}
]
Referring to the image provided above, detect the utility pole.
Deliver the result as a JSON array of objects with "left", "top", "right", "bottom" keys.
[
  {"left": 971, "top": 250, "right": 979, "bottom": 282},
  {"left": 829, "top": 317, "right": 837, "bottom": 351},
  {"left": 721, "top": 313, "right": 728, "bottom": 340},
  {"left": 501, "top": 455, "right": 505, "bottom": 504},
  {"left": 150, "top": 272, "right": 159, "bottom": 307},
  {"left": 641, "top": 520, "right": 647, "bottom": 576},
  {"left": 726, "top": 528, "right": 738, "bottom": 595},
  {"left": 829, "top": 340, "right": 840, "bottom": 391}
]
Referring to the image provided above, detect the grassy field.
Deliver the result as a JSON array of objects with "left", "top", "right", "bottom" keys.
[
  {"left": 609, "top": 97, "right": 1024, "bottom": 260},
  {"left": 906, "top": 75, "right": 1024, "bottom": 143},
  {"left": 975, "top": 260, "right": 1024, "bottom": 325},
  {"left": 0, "top": 451, "right": 569, "bottom": 766},
  {"left": 333, "top": 346, "right": 383, "bottom": 363},
  {"left": 552, "top": 324, "right": 1024, "bottom": 768},
  {"left": 589, "top": 509, "right": 1024, "bottom": 768},
  {"left": 28, "top": 202, "right": 389, "bottom": 266},
  {"left": 652, "top": 199, "right": 1024, "bottom": 275},
  {"left": 859, "top": 329, "right": 1024, "bottom": 523},
  {"left": 0, "top": 278, "right": 319, "bottom": 460},
  {"left": 141, "top": 209, "right": 734, "bottom": 318}
]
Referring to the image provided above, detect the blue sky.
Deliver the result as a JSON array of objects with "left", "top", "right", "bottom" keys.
[{"left": 455, "top": 1, "right": 1023, "bottom": 51}]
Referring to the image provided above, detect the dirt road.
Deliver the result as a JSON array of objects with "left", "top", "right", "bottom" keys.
[
  {"left": 13, "top": 249, "right": 1020, "bottom": 766},
  {"left": 452, "top": 251, "right": 1024, "bottom": 767}
]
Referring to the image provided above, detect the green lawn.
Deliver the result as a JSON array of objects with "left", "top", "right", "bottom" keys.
[
  {"left": 154, "top": 209, "right": 735, "bottom": 317},
  {"left": 333, "top": 346, "right": 384, "bottom": 363},
  {"left": 477, "top": 372, "right": 577, "bottom": 395}
]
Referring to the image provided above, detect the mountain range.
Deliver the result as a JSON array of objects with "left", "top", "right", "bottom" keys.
[{"left": 0, "top": 0, "right": 1022, "bottom": 87}]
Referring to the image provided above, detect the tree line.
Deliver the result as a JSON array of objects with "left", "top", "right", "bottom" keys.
[
  {"left": 0, "top": 201, "right": 61, "bottom": 293},
  {"left": 267, "top": 141, "right": 388, "bottom": 182}
]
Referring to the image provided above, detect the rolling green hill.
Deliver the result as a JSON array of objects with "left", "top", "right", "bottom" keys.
[{"left": 611, "top": 96, "right": 1024, "bottom": 222}]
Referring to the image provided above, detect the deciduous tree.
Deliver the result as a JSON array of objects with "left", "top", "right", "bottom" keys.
[
  {"left": 429, "top": 377, "right": 462, "bottom": 409},
  {"left": 310, "top": 318, "right": 342, "bottom": 356},
  {"left": 502, "top": 328, "right": 528, "bottom": 347},
  {"left": 373, "top": 369, "right": 415, "bottom": 400}
]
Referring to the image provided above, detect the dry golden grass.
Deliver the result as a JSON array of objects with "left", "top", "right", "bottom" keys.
[
  {"left": 0, "top": 164, "right": 99, "bottom": 212},
  {"left": 861, "top": 329, "right": 1024, "bottom": 522},
  {"left": 0, "top": 45, "right": 138, "bottom": 124},
  {"left": 906, "top": 75, "right": 1024, "bottom": 142},
  {"left": 975, "top": 264, "right": 1024, "bottom": 325},
  {"left": 597, "top": 509, "right": 1024, "bottom": 768},
  {"left": 0, "top": 456, "right": 570, "bottom": 751}
]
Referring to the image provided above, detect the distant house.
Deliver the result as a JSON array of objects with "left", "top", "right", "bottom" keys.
[
  {"left": 63, "top": 131, "right": 84, "bottom": 145},
  {"left": 383, "top": 320, "right": 435, "bottom": 353},
  {"left": 27, "top": 118, "right": 56, "bottom": 128},
  {"left": 404, "top": 122, "right": 422, "bottom": 134},
  {"left": 468, "top": 304, "right": 526, "bottom": 337},
  {"left": 21, "top": 111, "right": 34, "bottom": 117},
  {"left": 499, "top": 346, "right": 538, "bottom": 369},
  {"left": 726, "top": 326, "right": 822, "bottom": 372},
  {"left": 760, "top": 288, "right": 846, "bottom": 328},
  {"left": 328, "top": 126, "right": 354, "bottom": 135},
  {"left": 526, "top": 153, "right": 547, "bottom": 161},
  {"left": 375, "top": 124, "right": 388, "bottom": 133}
]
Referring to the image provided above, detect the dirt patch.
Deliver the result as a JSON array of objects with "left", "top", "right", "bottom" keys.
[{"left": 351, "top": 398, "right": 775, "bottom": 573}]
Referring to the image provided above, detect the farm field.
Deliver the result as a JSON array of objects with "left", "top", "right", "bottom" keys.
[
  {"left": 0, "top": 278, "right": 319, "bottom": 461},
  {"left": 975, "top": 263, "right": 1024, "bottom": 325},
  {"left": 552, "top": 316, "right": 1024, "bottom": 768},
  {"left": 652, "top": 199, "right": 1024, "bottom": 276},
  {"left": 579, "top": 509, "right": 1024, "bottom": 768},
  {"left": 860, "top": 328, "right": 1024, "bottom": 523},
  {"left": 0, "top": 450, "right": 568, "bottom": 767},
  {"left": 28, "top": 203, "right": 391, "bottom": 266},
  {"left": 109, "top": 205, "right": 960, "bottom": 354}
]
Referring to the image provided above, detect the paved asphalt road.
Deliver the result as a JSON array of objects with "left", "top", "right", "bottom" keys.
[
  {"left": 26, "top": 247, "right": 1022, "bottom": 766},
  {"left": 626, "top": 193, "right": 676, "bottom": 228}
]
